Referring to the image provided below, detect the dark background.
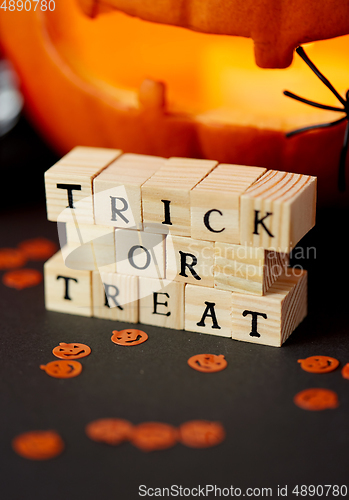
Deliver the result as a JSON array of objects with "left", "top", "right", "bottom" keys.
[{"left": 1, "top": 114, "right": 349, "bottom": 500}]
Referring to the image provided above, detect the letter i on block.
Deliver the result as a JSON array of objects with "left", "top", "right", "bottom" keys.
[
  {"left": 142, "top": 157, "right": 218, "bottom": 236},
  {"left": 240, "top": 170, "right": 317, "bottom": 253},
  {"left": 45, "top": 147, "right": 122, "bottom": 224},
  {"left": 231, "top": 269, "right": 308, "bottom": 347},
  {"left": 44, "top": 250, "right": 93, "bottom": 316}
]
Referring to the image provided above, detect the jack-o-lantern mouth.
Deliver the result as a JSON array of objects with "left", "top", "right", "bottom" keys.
[{"left": 43, "top": 0, "right": 349, "bottom": 134}]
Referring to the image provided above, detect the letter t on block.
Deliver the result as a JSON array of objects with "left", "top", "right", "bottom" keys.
[
  {"left": 231, "top": 269, "right": 308, "bottom": 347},
  {"left": 240, "top": 170, "right": 316, "bottom": 253},
  {"left": 45, "top": 147, "right": 122, "bottom": 224}
]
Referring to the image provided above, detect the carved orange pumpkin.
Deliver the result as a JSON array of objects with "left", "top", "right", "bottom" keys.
[{"left": 0, "top": 1, "right": 349, "bottom": 205}]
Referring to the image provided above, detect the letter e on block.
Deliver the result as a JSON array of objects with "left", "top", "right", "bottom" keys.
[{"left": 139, "top": 277, "right": 185, "bottom": 330}]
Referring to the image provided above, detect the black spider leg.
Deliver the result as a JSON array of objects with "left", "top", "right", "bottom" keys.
[
  {"left": 295, "top": 46, "right": 346, "bottom": 106},
  {"left": 283, "top": 46, "right": 348, "bottom": 191},
  {"left": 339, "top": 120, "right": 349, "bottom": 192}
]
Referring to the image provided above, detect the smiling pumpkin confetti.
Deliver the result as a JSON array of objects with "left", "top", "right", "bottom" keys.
[
  {"left": 2, "top": 268, "right": 43, "bottom": 290},
  {"left": 341, "top": 363, "right": 349, "bottom": 379},
  {"left": 179, "top": 420, "right": 226, "bottom": 448},
  {"left": 40, "top": 360, "right": 83, "bottom": 379},
  {"left": 111, "top": 328, "right": 148, "bottom": 346},
  {"left": 131, "top": 422, "right": 179, "bottom": 452},
  {"left": 18, "top": 237, "right": 58, "bottom": 261},
  {"left": 52, "top": 342, "right": 91, "bottom": 360},
  {"left": 298, "top": 355, "right": 339, "bottom": 373},
  {"left": 85, "top": 418, "right": 133, "bottom": 446},
  {"left": 12, "top": 430, "right": 64, "bottom": 460},
  {"left": 293, "top": 388, "right": 339, "bottom": 411},
  {"left": 0, "top": 248, "right": 27, "bottom": 270},
  {"left": 188, "top": 354, "right": 227, "bottom": 373}
]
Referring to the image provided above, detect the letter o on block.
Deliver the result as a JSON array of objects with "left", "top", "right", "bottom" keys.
[{"left": 115, "top": 229, "right": 165, "bottom": 278}]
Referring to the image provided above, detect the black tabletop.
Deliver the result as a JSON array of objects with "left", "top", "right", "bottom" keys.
[{"left": 1, "top": 117, "right": 349, "bottom": 500}]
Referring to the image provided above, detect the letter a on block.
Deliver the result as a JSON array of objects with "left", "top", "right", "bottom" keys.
[{"left": 184, "top": 285, "right": 233, "bottom": 338}]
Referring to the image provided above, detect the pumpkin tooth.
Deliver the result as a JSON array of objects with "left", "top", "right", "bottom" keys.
[
  {"left": 139, "top": 79, "right": 166, "bottom": 111},
  {"left": 76, "top": 0, "right": 113, "bottom": 18}
]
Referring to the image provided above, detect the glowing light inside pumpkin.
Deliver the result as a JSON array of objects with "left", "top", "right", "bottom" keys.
[{"left": 44, "top": 2, "right": 349, "bottom": 132}]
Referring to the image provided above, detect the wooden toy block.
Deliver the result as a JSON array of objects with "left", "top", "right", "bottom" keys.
[
  {"left": 115, "top": 229, "right": 165, "bottom": 278},
  {"left": 166, "top": 235, "right": 215, "bottom": 288},
  {"left": 142, "top": 157, "right": 218, "bottom": 237},
  {"left": 93, "top": 153, "right": 165, "bottom": 230},
  {"left": 184, "top": 284, "right": 233, "bottom": 338},
  {"left": 92, "top": 271, "right": 138, "bottom": 323},
  {"left": 240, "top": 170, "right": 317, "bottom": 253},
  {"left": 44, "top": 249, "right": 93, "bottom": 317},
  {"left": 231, "top": 268, "right": 307, "bottom": 347},
  {"left": 214, "top": 242, "right": 289, "bottom": 295},
  {"left": 191, "top": 164, "right": 266, "bottom": 243},
  {"left": 63, "top": 222, "right": 116, "bottom": 273},
  {"left": 139, "top": 277, "right": 185, "bottom": 330},
  {"left": 45, "top": 146, "right": 122, "bottom": 224}
]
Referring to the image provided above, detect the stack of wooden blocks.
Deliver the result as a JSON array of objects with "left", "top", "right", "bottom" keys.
[{"left": 44, "top": 147, "right": 316, "bottom": 347}]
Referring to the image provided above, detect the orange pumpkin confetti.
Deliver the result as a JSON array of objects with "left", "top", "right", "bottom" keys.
[
  {"left": 131, "top": 422, "right": 179, "bottom": 452},
  {"left": 52, "top": 342, "right": 91, "bottom": 360},
  {"left": 294, "top": 388, "right": 339, "bottom": 411},
  {"left": 85, "top": 418, "right": 133, "bottom": 445},
  {"left": 2, "top": 268, "right": 42, "bottom": 290},
  {"left": 298, "top": 355, "right": 339, "bottom": 373},
  {"left": 179, "top": 420, "right": 226, "bottom": 448},
  {"left": 18, "top": 237, "right": 58, "bottom": 261},
  {"left": 0, "top": 248, "right": 26, "bottom": 270},
  {"left": 12, "top": 430, "right": 64, "bottom": 460},
  {"left": 111, "top": 329, "right": 148, "bottom": 346},
  {"left": 187, "top": 354, "right": 227, "bottom": 373},
  {"left": 341, "top": 363, "right": 349, "bottom": 379},
  {"left": 40, "top": 360, "right": 83, "bottom": 379}
]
